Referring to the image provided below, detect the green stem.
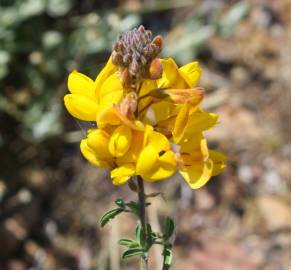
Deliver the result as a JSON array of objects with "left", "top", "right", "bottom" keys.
[{"left": 137, "top": 176, "right": 148, "bottom": 270}]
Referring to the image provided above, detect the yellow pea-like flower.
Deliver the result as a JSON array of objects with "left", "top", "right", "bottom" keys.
[
  {"left": 108, "top": 125, "right": 132, "bottom": 157},
  {"left": 87, "top": 129, "right": 111, "bottom": 160},
  {"left": 178, "top": 135, "right": 225, "bottom": 189},
  {"left": 80, "top": 139, "right": 113, "bottom": 169},
  {"left": 64, "top": 28, "right": 225, "bottom": 189}
]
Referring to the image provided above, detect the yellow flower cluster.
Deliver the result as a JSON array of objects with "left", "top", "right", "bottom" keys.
[{"left": 64, "top": 56, "right": 225, "bottom": 189}]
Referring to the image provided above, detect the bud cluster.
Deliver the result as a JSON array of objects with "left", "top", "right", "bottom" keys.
[{"left": 112, "top": 25, "right": 163, "bottom": 88}]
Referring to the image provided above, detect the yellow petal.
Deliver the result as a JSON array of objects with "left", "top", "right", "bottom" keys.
[
  {"left": 95, "top": 57, "right": 117, "bottom": 99},
  {"left": 136, "top": 144, "right": 177, "bottom": 181},
  {"left": 97, "top": 107, "right": 122, "bottom": 128},
  {"left": 148, "top": 130, "right": 170, "bottom": 152},
  {"left": 87, "top": 129, "right": 111, "bottom": 159},
  {"left": 80, "top": 139, "right": 111, "bottom": 168},
  {"left": 184, "top": 112, "right": 218, "bottom": 135},
  {"left": 99, "top": 73, "right": 123, "bottom": 100},
  {"left": 157, "top": 58, "right": 179, "bottom": 88},
  {"left": 97, "top": 74, "right": 124, "bottom": 120},
  {"left": 136, "top": 145, "right": 159, "bottom": 176},
  {"left": 116, "top": 130, "right": 144, "bottom": 164},
  {"left": 111, "top": 164, "right": 135, "bottom": 185},
  {"left": 149, "top": 101, "right": 174, "bottom": 123},
  {"left": 138, "top": 79, "right": 157, "bottom": 115},
  {"left": 108, "top": 125, "right": 132, "bottom": 157},
  {"left": 173, "top": 104, "right": 190, "bottom": 143},
  {"left": 180, "top": 159, "right": 213, "bottom": 189},
  {"left": 209, "top": 150, "right": 226, "bottom": 176},
  {"left": 68, "top": 70, "right": 96, "bottom": 99},
  {"left": 139, "top": 79, "right": 158, "bottom": 97},
  {"left": 147, "top": 151, "right": 177, "bottom": 181},
  {"left": 64, "top": 94, "right": 98, "bottom": 121},
  {"left": 179, "top": 61, "right": 201, "bottom": 87}
]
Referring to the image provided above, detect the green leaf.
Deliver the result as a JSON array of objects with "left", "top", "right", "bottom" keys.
[
  {"left": 118, "top": 239, "right": 137, "bottom": 247},
  {"left": 164, "top": 217, "right": 175, "bottom": 241},
  {"left": 145, "top": 223, "right": 154, "bottom": 250},
  {"left": 126, "top": 201, "right": 139, "bottom": 214},
  {"left": 122, "top": 248, "right": 144, "bottom": 259},
  {"left": 162, "top": 244, "right": 173, "bottom": 270},
  {"left": 99, "top": 208, "right": 124, "bottom": 227},
  {"left": 146, "top": 223, "right": 152, "bottom": 236},
  {"left": 135, "top": 224, "right": 145, "bottom": 247},
  {"left": 115, "top": 198, "right": 125, "bottom": 208}
]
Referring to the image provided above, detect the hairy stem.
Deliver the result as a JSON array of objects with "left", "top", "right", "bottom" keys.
[{"left": 137, "top": 176, "right": 148, "bottom": 270}]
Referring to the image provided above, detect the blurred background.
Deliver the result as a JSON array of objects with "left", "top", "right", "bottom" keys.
[{"left": 1, "top": 0, "right": 291, "bottom": 269}]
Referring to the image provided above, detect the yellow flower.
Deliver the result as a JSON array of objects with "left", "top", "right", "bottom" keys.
[
  {"left": 80, "top": 129, "right": 114, "bottom": 169},
  {"left": 64, "top": 49, "right": 225, "bottom": 189},
  {"left": 108, "top": 125, "right": 132, "bottom": 157},
  {"left": 64, "top": 57, "right": 123, "bottom": 122},
  {"left": 178, "top": 134, "right": 226, "bottom": 189},
  {"left": 111, "top": 125, "right": 177, "bottom": 185}
]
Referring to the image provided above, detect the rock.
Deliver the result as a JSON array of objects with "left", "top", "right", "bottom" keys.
[{"left": 256, "top": 195, "right": 291, "bottom": 231}]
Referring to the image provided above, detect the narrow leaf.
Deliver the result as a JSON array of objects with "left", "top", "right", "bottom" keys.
[
  {"left": 100, "top": 208, "right": 123, "bottom": 227},
  {"left": 126, "top": 201, "right": 139, "bottom": 214},
  {"left": 146, "top": 223, "right": 152, "bottom": 236},
  {"left": 122, "top": 248, "right": 144, "bottom": 259},
  {"left": 164, "top": 217, "right": 175, "bottom": 240},
  {"left": 118, "top": 239, "right": 136, "bottom": 247},
  {"left": 135, "top": 224, "right": 145, "bottom": 247}
]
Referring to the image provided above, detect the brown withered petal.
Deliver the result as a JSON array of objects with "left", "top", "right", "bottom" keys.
[
  {"left": 118, "top": 93, "right": 138, "bottom": 120},
  {"left": 165, "top": 87, "right": 205, "bottom": 105}
]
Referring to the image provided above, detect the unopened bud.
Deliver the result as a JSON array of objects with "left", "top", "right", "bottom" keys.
[
  {"left": 152, "top": 35, "right": 163, "bottom": 49},
  {"left": 120, "top": 68, "right": 131, "bottom": 87},
  {"left": 149, "top": 58, "right": 163, "bottom": 80},
  {"left": 112, "top": 51, "right": 123, "bottom": 66},
  {"left": 112, "top": 26, "right": 164, "bottom": 87}
]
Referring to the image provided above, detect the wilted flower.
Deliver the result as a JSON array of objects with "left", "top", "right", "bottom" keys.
[{"left": 64, "top": 26, "right": 225, "bottom": 189}]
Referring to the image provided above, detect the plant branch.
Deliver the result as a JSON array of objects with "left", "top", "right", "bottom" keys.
[{"left": 137, "top": 176, "right": 148, "bottom": 270}]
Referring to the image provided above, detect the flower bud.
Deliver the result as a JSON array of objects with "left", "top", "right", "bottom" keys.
[{"left": 149, "top": 58, "right": 163, "bottom": 80}]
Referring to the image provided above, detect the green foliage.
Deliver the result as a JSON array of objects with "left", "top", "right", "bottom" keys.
[
  {"left": 135, "top": 224, "right": 146, "bottom": 247},
  {"left": 162, "top": 244, "right": 173, "bottom": 270},
  {"left": 99, "top": 208, "right": 124, "bottom": 227},
  {"left": 102, "top": 196, "right": 175, "bottom": 267},
  {"left": 115, "top": 198, "right": 126, "bottom": 208},
  {"left": 122, "top": 248, "right": 144, "bottom": 259},
  {"left": 163, "top": 217, "right": 175, "bottom": 241},
  {"left": 118, "top": 239, "right": 139, "bottom": 248}
]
